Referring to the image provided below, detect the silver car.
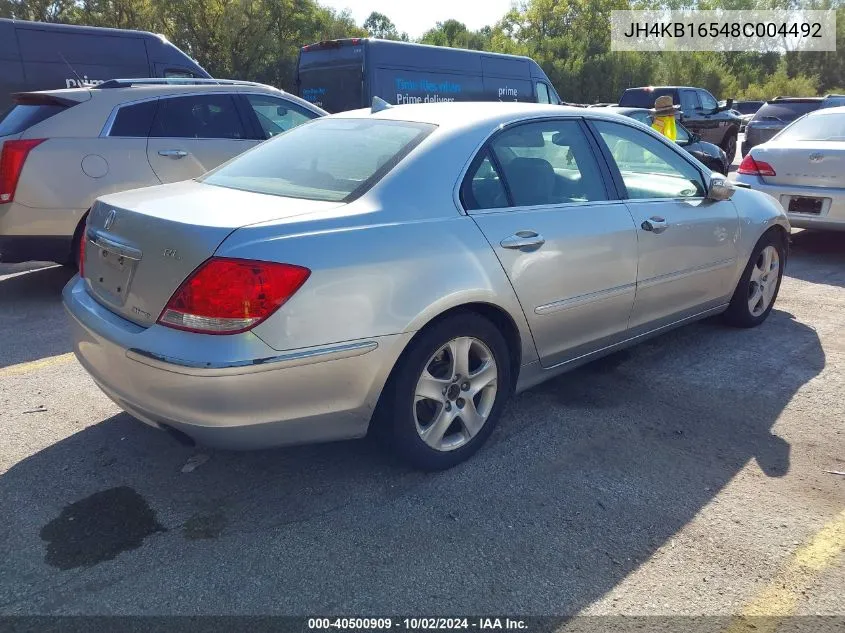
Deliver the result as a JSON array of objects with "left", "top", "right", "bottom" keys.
[
  {"left": 64, "top": 102, "right": 790, "bottom": 470},
  {"left": 736, "top": 106, "right": 845, "bottom": 231}
]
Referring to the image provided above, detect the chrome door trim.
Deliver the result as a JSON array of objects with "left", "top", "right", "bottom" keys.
[
  {"left": 637, "top": 257, "right": 736, "bottom": 290},
  {"left": 126, "top": 340, "right": 379, "bottom": 376},
  {"left": 535, "top": 283, "right": 636, "bottom": 316}
]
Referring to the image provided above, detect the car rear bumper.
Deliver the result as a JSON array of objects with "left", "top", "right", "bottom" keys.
[
  {"left": 733, "top": 175, "right": 845, "bottom": 231},
  {"left": 63, "top": 276, "right": 410, "bottom": 449}
]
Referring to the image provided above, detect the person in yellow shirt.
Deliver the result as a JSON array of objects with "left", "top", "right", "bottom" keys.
[{"left": 650, "top": 95, "right": 679, "bottom": 141}]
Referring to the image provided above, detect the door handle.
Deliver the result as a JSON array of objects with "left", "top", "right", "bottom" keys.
[
  {"left": 641, "top": 216, "right": 668, "bottom": 234},
  {"left": 500, "top": 231, "right": 545, "bottom": 250},
  {"left": 158, "top": 149, "right": 188, "bottom": 159}
]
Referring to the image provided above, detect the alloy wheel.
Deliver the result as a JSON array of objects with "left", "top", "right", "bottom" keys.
[
  {"left": 413, "top": 336, "right": 498, "bottom": 452},
  {"left": 748, "top": 245, "right": 780, "bottom": 317}
]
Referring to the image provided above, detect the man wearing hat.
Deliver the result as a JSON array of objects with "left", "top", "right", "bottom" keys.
[{"left": 650, "top": 94, "right": 680, "bottom": 141}]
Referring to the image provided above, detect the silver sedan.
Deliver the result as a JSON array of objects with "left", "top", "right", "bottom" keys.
[
  {"left": 64, "top": 102, "right": 790, "bottom": 470},
  {"left": 736, "top": 106, "right": 845, "bottom": 231}
]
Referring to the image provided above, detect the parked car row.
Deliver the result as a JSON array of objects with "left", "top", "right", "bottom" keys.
[{"left": 743, "top": 95, "right": 845, "bottom": 156}]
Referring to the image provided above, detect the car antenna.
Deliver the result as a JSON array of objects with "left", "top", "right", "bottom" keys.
[
  {"left": 58, "top": 51, "right": 85, "bottom": 88},
  {"left": 372, "top": 96, "right": 393, "bottom": 113}
]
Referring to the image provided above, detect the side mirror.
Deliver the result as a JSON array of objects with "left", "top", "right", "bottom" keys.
[
  {"left": 707, "top": 176, "right": 735, "bottom": 201},
  {"left": 726, "top": 98, "right": 734, "bottom": 110}
]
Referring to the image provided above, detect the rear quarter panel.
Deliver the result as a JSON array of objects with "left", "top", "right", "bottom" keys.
[
  {"left": 222, "top": 211, "right": 538, "bottom": 366},
  {"left": 16, "top": 138, "right": 158, "bottom": 211}
]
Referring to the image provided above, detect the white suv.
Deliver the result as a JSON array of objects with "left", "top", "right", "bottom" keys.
[{"left": 0, "top": 78, "right": 325, "bottom": 265}]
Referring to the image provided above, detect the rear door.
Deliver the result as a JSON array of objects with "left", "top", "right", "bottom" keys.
[
  {"left": 297, "top": 43, "right": 364, "bottom": 113},
  {"left": 590, "top": 119, "right": 739, "bottom": 330},
  {"left": 464, "top": 118, "right": 639, "bottom": 368},
  {"left": 145, "top": 93, "right": 257, "bottom": 183}
]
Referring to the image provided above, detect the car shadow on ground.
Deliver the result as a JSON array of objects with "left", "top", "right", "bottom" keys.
[
  {"left": 786, "top": 230, "right": 845, "bottom": 287},
  {"left": 0, "top": 265, "right": 76, "bottom": 368},
  {"left": 0, "top": 308, "right": 825, "bottom": 614}
]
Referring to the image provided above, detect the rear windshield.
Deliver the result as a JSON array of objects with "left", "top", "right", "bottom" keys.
[
  {"left": 618, "top": 88, "right": 675, "bottom": 108},
  {"left": 0, "top": 103, "right": 67, "bottom": 136},
  {"left": 752, "top": 101, "right": 821, "bottom": 123},
  {"left": 778, "top": 111, "right": 845, "bottom": 141},
  {"left": 202, "top": 118, "right": 436, "bottom": 202},
  {"left": 734, "top": 101, "right": 763, "bottom": 115}
]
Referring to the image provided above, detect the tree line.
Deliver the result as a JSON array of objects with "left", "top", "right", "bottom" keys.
[{"left": 2, "top": 0, "right": 843, "bottom": 103}]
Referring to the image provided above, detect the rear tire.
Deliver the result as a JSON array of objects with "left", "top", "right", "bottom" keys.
[
  {"left": 373, "top": 312, "right": 511, "bottom": 471},
  {"left": 723, "top": 231, "right": 785, "bottom": 328}
]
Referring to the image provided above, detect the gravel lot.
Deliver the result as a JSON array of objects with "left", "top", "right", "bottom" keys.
[{"left": 0, "top": 184, "right": 843, "bottom": 620}]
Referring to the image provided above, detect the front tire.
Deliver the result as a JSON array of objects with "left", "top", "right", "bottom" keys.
[
  {"left": 723, "top": 231, "right": 785, "bottom": 328},
  {"left": 374, "top": 312, "right": 512, "bottom": 471},
  {"left": 722, "top": 132, "right": 738, "bottom": 164}
]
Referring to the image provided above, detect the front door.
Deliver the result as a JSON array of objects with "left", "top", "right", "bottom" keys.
[
  {"left": 462, "top": 119, "right": 639, "bottom": 368},
  {"left": 146, "top": 93, "right": 257, "bottom": 183},
  {"left": 590, "top": 119, "right": 740, "bottom": 330}
]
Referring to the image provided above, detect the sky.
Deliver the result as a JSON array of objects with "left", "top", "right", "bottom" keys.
[{"left": 320, "top": 0, "right": 516, "bottom": 39}]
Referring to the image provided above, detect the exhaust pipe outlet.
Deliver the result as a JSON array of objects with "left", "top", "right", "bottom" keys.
[{"left": 161, "top": 424, "right": 196, "bottom": 447}]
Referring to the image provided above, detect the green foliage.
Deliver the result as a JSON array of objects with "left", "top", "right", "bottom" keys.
[{"left": 1, "top": 0, "right": 840, "bottom": 102}]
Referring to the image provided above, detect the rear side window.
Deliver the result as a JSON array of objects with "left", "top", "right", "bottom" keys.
[
  {"left": 150, "top": 94, "right": 246, "bottom": 139},
  {"left": 108, "top": 100, "right": 158, "bottom": 137},
  {"left": 679, "top": 90, "right": 699, "bottom": 114},
  {"left": 536, "top": 83, "right": 551, "bottom": 104},
  {"left": 753, "top": 101, "right": 821, "bottom": 123},
  {"left": 0, "top": 104, "right": 67, "bottom": 136},
  {"left": 202, "top": 118, "right": 434, "bottom": 202}
]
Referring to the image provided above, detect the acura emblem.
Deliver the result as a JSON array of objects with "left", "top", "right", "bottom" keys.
[
  {"left": 809, "top": 153, "right": 824, "bottom": 163},
  {"left": 103, "top": 209, "right": 116, "bottom": 230}
]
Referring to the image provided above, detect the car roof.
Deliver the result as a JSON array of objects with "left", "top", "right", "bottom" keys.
[
  {"left": 624, "top": 86, "right": 698, "bottom": 91},
  {"left": 331, "top": 102, "right": 627, "bottom": 129},
  {"left": 808, "top": 105, "right": 845, "bottom": 116},
  {"left": 13, "top": 81, "right": 326, "bottom": 115}
]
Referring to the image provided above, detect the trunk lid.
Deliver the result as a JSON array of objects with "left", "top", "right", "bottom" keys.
[
  {"left": 83, "top": 180, "right": 343, "bottom": 326},
  {"left": 754, "top": 141, "right": 845, "bottom": 188}
]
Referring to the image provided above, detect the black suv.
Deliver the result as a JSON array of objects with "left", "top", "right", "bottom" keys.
[{"left": 619, "top": 86, "right": 742, "bottom": 163}]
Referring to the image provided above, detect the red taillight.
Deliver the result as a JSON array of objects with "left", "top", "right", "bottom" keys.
[
  {"left": 158, "top": 257, "right": 310, "bottom": 334},
  {"left": 78, "top": 224, "right": 87, "bottom": 278},
  {"left": 0, "top": 139, "right": 45, "bottom": 204},
  {"left": 738, "top": 154, "right": 776, "bottom": 177}
]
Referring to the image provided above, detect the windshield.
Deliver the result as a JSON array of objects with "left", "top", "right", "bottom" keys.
[
  {"left": 202, "top": 118, "right": 436, "bottom": 202},
  {"left": 735, "top": 101, "right": 763, "bottom": 115},
  {"left": 777, "top": 112, "right": 845, "bottom": 142}
]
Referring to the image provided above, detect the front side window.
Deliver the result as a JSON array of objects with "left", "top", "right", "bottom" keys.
[
  {"left": 150, "top": 94, "right": 246, "bottom": 139},
  {"left": 245, "top": 94, "right": 318, "bottom": 139},
  {"left": 467, "top": 120, "right": 607, "bottom": 209},
  {"left": 594, "top": 120, "right": 705, "bottom": 199},
  {"left": 699, "top": 90, "right": 719, "bottom": 112},
  {"left": 536, "top": 83, "right": 551, "bottom": 104},
  {"left": 202, "top": 118, "right": 434, "bottom": 202}
]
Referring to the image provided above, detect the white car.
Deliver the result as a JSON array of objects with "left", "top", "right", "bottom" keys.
[
  {"left": 0, "top": 78, "right": 325, "bottom": 265},
  {"left": 736, "top": 106, "right": 845, "bottom": 231}
]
